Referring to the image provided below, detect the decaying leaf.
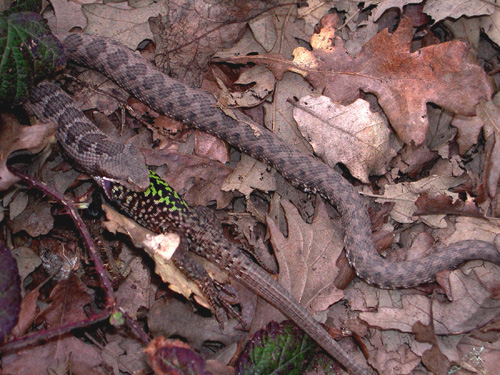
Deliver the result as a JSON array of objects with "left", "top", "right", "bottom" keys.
[
  {"left": 222, "top": 154, "right": 277, "bottom": 197},
  {"left": 375, "top": 175, "right": 468, "bottom": 225},
  {"left": 228, "top": 15, "right": 494, "bottom": 145},
  {"left": 0, "top": 241, "right": 21, "bottom": 342},
  {"left": 148, "top": 298, "right": 245, "bottom": 353},
  {"left": 451, "top": 114, "right": 484, "bottom": 155},
  {"left": 48, "top": 0, "right": 93, "bottom": 33},
  {"left": 35, "top": 274, "right": 93, "bottom": 329},
  {"left": 9, "top": 198, "right": 54, "bottom": 237},
  {"left": 476, "top": 99, "right": 500, "bottom": 198},
  {"left": 144, "top": 337, "right": 211, "bottom": 375},
  {"left": 83, "top": 2, "right": 167, "bottom": 49},
  {"left": 293, "top": 96, "right": 397, "bottom": 183},
  {"left": 102, "top": 204, "right": 205, "bottom": 306},
  {"left": 423, "top": 0, "right": 495, "bottom": 23},
  {"left": 149, "top": 1, "right": 273, "bottom": 86},
  {"left": 0, "top": 113, "right": 58, "bottom": 191},
  {"left": 252, "top": 199, "right": 345, "bottom": 329},
  {"left": 1, "top": 336, "right": 103, "bottom": 374}
]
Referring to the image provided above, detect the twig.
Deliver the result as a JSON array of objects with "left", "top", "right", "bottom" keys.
[{"left": 0, "top": 166, "right": 117, "bottom": 351}]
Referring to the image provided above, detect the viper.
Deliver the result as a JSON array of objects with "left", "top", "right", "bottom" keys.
[{"left": 24, "top": 33, "right": 500, "bottom": 375}]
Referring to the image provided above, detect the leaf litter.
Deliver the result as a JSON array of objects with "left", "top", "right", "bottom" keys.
[{"left": 1, "top": 1, "right": 500, "bottom": 374}]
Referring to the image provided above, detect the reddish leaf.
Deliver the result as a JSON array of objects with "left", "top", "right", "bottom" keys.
[
  {"left": 414, "top": 192, "right": 483, "bottom": 217},
  {"left": 228, "top": 15, "right": 494, "bottom": 145},
  {"left": 0, "top": 241, "right": 21, "bottom": 342},
  {"left": 144, "top": 337, "right": 211, "bottom": 375}
]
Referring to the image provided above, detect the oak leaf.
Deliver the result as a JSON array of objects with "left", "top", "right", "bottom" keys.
[
  {"left": 228, "top": 15, "right": 494, "bottom": 145},
  {"left": 251, "top": 199, "right": 344, "bottom": 329}
]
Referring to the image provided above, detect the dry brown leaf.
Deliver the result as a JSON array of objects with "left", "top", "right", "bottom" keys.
[
  {"left": 365, "top": 329, "right": 423, "bottom": 375},
  {"left": 476, "top": 99, "right": 500, "bottom": 198},
  {"left": 360, "top": 294, "right": 432, "bottom": 332},
  {"left": 432, "top": 263, "right": 500, "bottom": 335},
  {"left": 222, "top": 154, "right": 277, "bottom": 197},
  {"left": 413, "top": 321, "right": 451, "bottom": 375},
  {"left": 102, "top": 338, "right": 148, "bottom": 375},
  {"left": 9, "top": 199, "right": 54, "bottom": 237},
  {"left": 72, "top": 70, "right": 129, "bottom": 114},
  {"left": 455, "top": 338, "right": 500, "bottom": 374},
  {"left": 11, "top": 286, "right": 40, "bottom": 338},
  {"left": 451, "top": 114, "right": 484, "bottom": 155},
  {"left": 102, "top": 205, "right": 203, "bottom": 304},
  {"left": 194, "top": 131, "right": 230, "bottom": 165},
  {"left": 2, "top": 336, "right": 103, "bottom": 375},
  {"left": 217, "top": 65, "right": 275, "bottom": 108},
  {"left": 149, "top": 1, "right": 273, "bottom": 86},
  {"left": 414, "top": 192, "right": 483, "bottom": 217},
  {"left": 375, "top": 175, "right": 468, "bottom": 226},
  {"left": 250, "top": 199, "right": 345, "bottom": 329},
  {"left": 35, "top": 274, "right": 94, "bottom": 328},
  {"left": 293, "top": 96, "right": 396, "bottom": 183},
  {"left": 47, "top": 0, "right": 93, "bottom": 33},
  {"left": 83, "top": 2, "right": 168, "bottom": 49},
  {"left": 390, "top": 143, "right": 437, "bottom": 178},
  {"left": 228, "top": 15, "right": 494, "bottom": 145},
  {"left": 359, "top": 264, "right": 500, "bottom": 367},
  {"left": 11, "top": 246, "right": 42, "bottom": 280},
  {"left": 215, "top": 8, "right": 316, "bottom": 155},
  {"left": 423, "top": 0, "right": 495, "bottom": 23},
  {"left": 441, "top": 216, "right": 500, "bottom": 245},
  {"left": 0, "top": 113, "right": 58, "bottom": 191},
  {"left": 148, "top": 298, "right": 244, "bottom": 354},
  {"left": 112, "top": 253, "right": 155, "bottom": 316}
]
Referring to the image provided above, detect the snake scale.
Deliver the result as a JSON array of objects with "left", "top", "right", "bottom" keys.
[{"left": 24, "top": 33, "right": 500, "bottom": 374}]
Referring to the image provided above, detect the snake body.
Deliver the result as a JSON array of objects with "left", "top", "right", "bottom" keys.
[
  {"left": 59, "top": 33, "right": 499, "bottom": 287},
  {"left": 23, "top": 33, "right": 500, "bottom": 375},
  {"left": 24, "top": 83, "right": 150, "bottom": 192}
]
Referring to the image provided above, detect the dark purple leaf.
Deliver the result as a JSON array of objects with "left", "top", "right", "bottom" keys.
[{"left": 0, "top": 241, "right": 21, "bottom": 342}]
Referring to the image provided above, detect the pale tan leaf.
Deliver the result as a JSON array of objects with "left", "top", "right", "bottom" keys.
[
  {"left": 375, "top": 175, "right": 468, "bottom": 224},
  {"left": 222, "top": 154, "right": 276, "bottom": 197},
  {"left": 423, "top": 0, "right": 495, "bottom": 23},
  {"left": 251, "top": 199, "right": 345, "bottom": 328},
  {"left": 0, "top": 113, "right": 58, "bottom": 191},
  {"left": 83, "top": 2, "right": 168, "bottom": 49},
  {"left": 476, "top": 99, "right": 500, "bottom": 198},
  {"left": 293, "top": 96, "right": 396, "bottom": 183},
  {"left": 102, "top": 204, "right": 209, "bottom": 308},
  {"left": 47, "top": 0, "right": 93, "bottom": 34}
]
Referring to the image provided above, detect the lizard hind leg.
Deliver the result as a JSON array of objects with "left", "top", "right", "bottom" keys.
[{"left": 170, "top": 232, "right": 246, "bottom": 330}]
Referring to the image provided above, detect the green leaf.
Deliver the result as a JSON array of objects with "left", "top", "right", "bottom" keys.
[
  {"left": 2, "top": 0, "right": 42, "bottom": 17},
  {"left": 235, "top": 320, "right": 317, "bottom": 375},
  {"left": 0, "top": 241, "right": 21, "bottom": 343},
  {"left": 0, "top": 12, "right": 65, "bottom": 105}
]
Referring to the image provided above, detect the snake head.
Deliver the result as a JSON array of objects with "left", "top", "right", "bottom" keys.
[{"left": 97, "top": 143, "right": 150, "bottom": 192}]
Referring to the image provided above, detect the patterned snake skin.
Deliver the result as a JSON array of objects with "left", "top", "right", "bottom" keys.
[
  {"left": 52, "top": 33, "right": 499, "bottom": 288},
  {"left": 24, "top": 83, "right": 150, "bottom": 192}
]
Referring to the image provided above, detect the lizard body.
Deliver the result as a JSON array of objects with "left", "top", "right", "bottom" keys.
[{"left": 103, "top": 170, "right": 371, "bottom": 375}]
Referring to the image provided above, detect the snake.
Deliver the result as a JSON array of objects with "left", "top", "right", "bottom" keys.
[
  {"left": 23, "top": 32, "right": 500, "bottom": 374},
  {"left": 51, "top": 33, "right": 499, "bottom": 287}
]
